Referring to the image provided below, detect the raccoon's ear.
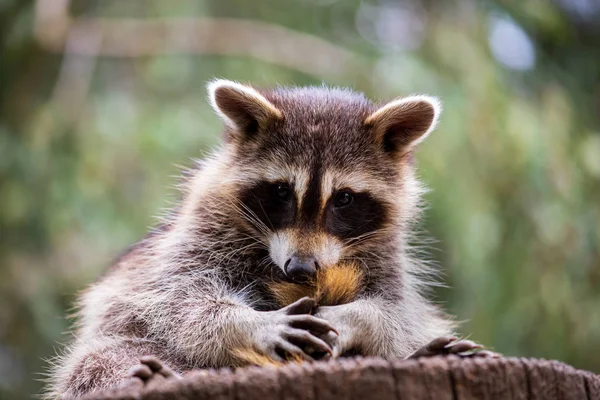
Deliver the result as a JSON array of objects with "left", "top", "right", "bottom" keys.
[
  {"left": 207, "top": 79, "right": 282, "bottom": 139},
  {"left": 365, "top": 95, "right": 441, "bottom": 155}
]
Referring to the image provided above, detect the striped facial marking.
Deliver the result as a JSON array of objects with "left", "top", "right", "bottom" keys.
[{"left": 238, "top": 162, "right": 388, "bottom": 272}]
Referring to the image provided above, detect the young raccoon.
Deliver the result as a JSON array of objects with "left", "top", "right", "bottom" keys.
[{"left": 47, "top": 80, "right": 493, "bottom": 398}]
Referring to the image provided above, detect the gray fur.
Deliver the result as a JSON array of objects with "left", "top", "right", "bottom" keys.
[{"left": 45, "top": 82, "right": 454, "bottom": 399}]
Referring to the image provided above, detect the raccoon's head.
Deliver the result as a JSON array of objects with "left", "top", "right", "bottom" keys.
[{"left": 207, "top": 80, "right": 440, "bottom": 283}]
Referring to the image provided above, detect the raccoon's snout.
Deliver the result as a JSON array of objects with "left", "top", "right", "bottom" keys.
[{"left": 284, "top": 255, "right": 318, "bottom": 283}]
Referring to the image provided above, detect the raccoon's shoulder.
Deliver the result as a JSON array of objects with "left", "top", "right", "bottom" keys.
[{"left": 104, "top": 223, "right": 170, "bottom": 275}]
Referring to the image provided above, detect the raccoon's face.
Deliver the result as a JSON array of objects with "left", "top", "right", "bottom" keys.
[{"left": 208, "top": 80, "right": 440, "bottom": 283}]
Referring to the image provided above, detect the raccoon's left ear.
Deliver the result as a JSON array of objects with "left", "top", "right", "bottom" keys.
[
  {"left": 365, "top": 95, "right": 441, "bottom": 155},
  {"left": 207, "top": 79, "right": 282, "bottom": 139}
]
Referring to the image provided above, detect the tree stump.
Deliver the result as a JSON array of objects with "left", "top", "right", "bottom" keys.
[{"left": 83, "top": 356, "right": 600, "bottom": 400}]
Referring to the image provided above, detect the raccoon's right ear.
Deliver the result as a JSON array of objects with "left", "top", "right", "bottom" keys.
[
  {"left": 365, "top": 95, "right": 441, "bottom": 156},
  {"left": 208, "top": 79, "right": 282, "bottom": 139}
]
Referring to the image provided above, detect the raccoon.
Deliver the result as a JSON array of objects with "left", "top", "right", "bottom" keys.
[{"left": 46, "top": 80, "right": 494, "bottom": 399}]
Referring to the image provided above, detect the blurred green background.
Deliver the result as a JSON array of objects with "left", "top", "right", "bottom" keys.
[{"left": 1, "top": 0, "right": 599, "bottom": 398}]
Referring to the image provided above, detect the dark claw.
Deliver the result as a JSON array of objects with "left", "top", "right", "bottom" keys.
[
  {"left": 426, "top": 336, "right": 457, "bottom": 351},
  {"left": 288, "top": 315, "right": 339, "bottom": 335},
  {"left": 284, "top": 329, "right": 333, "bottom": 355},
  {"left": 317, "top": 330, "right": 339, "bottom": 350},
  {"left": 129, "top": 364, "right": 152, "bottom": 380},
  {"left": 144, "top": 356, "right": 180, "bottom": 379},
  {"left": 444, "top": 340, "right": 482, "bottom": 354},
  {"left": 276, "top": 341, "right": 314, "bottom": 361},
  {"left": 407, "top": 336, "right": 456, "bottom": 359},
  {"left": 140, "top": 356, "right": 165, "bottom": 372},
  {"left": 406, "top": 336, "right": 498, "bottom": 360},
  {"left": 132, "top": 356, "right": 182, "bottom": 383},
  {"left": 283, "top": 297, "right": 316, "bottom": 315}
]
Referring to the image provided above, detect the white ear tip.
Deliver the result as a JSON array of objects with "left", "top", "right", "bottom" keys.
[
  {"left": 427, "top": 96, "right": 442, "bottom": 113},
  {"left": 207, "top": 78, "right": 225, "bottom": 91},
  {"left": 207, "top": 79, "right": 243, "bottom": 101},
  {"left": 206, "top": 79, "right": 282, "bottom": 130}
]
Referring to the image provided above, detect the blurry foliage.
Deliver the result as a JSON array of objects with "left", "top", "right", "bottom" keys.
[{"left": 1, "top": 0, "right": 599, "bottom": 398}]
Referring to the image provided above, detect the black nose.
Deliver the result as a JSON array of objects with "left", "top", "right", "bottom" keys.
[{"left": 284, "top": 255, "right": 318, "bottom": 283}]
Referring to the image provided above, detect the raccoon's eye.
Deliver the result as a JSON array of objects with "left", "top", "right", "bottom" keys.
[
  {"left": 334, "top": 191, "right": 353, "bottom": 208},
  {"left": 273, "top": 183, "right": 293, "bottom": 202}
]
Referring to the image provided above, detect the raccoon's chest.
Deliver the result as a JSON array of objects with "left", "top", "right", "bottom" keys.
[{"left": 219, "top": 254, "right": 284, "bottom": 311}]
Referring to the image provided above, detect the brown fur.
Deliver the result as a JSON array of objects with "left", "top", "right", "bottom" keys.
[
  {"left": 46, "top": 81, "right": 455, "bottom": 399},
  {"left": 235, "top": 263, "right": 363, "bottom": 366},
  {"left": 231, "top": 348, "right": 284, "bottom": 367},
  {"left": 269, "top": 262, "right": 363, "bottom": 307},
  {"left": 232, "top": 347, "right": 307, "bottom": 367}
]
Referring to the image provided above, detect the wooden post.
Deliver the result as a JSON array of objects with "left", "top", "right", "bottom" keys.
[{"left": 83, "top": 357, "right": 599, "bottom": 400}]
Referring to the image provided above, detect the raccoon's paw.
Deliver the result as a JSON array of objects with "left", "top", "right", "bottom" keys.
[
  {"left": 256, "top": 297, "right": 338, "bottom": 362},
  {"left": 406, "top": 336, "right": 501, "bottom": 359},
  {"left": 127, "top": 356, "right": 182, "bottom": 386}
]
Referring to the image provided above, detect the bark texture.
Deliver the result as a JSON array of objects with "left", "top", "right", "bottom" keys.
[{"left": 81, "top": 356, "right": 600, "bottom": 400}]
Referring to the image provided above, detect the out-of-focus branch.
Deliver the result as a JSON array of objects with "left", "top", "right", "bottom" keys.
[
  {"left": 33, "top": 0, "right": 371, "bottom": 81},
  {"left": 49, "top": 23, "right": 101, "bottom": 123}
]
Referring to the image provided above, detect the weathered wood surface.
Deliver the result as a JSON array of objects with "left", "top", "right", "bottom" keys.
[{"left": 84, "top": 356, "right": 600, "bottom": 400}]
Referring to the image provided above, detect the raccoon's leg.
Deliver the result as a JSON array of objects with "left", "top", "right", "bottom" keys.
[
  {"left": 148, "top": 287, "right": 337, "bottom": 368},
  {"left": 315, "top": 301, "right": 499, "bottom": 360},
  {"left": 49, "top": 336, "right": 183, "bottom": 399},
  {"left": 313, "top": 300, "right": 382, "bottom": 358},
  {"left": 314, "top": 297, "right": 454, "bottom": 359},
  {"left": 406, "top": 336, "right": 501, "bottom": 359}
]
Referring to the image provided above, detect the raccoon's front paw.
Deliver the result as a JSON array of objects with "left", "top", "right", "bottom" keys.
[
  {"left": 312, "top": 303, "right": 360, "bottom": 358},
  {"left": 406, "top": 336, "right": 501, "bottom": 359},
  {"left": 256, "top": 297, "right": 338, "bottom": 361},
  {"left": 127, "top": 356, "right": 182, "bottom": 386}
]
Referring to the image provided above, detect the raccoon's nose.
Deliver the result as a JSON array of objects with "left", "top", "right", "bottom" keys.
[{"left": 284, "top": 255, "right": 318, "bottom": 283}]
